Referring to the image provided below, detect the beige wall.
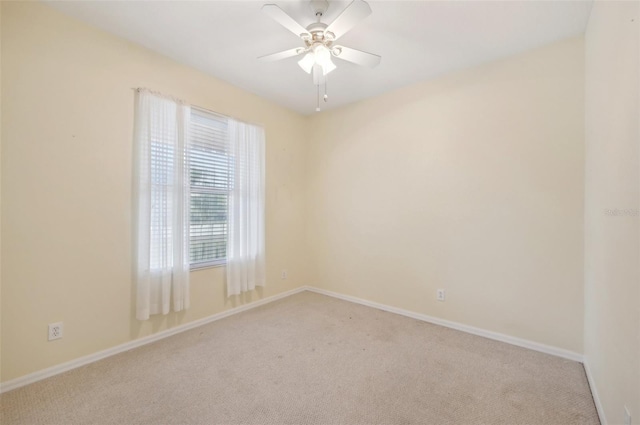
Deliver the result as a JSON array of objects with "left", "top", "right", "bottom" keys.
[
  {"left": 0, "top": 0, "right": 3, "bottom": 384},
  {"left": 0, "top": 2, "right": 308, "bottom": 382},
  {"left": 306, "top": 37, "right": 586, "bottom": 353},
  {"left": 584, "top": 1, "right": 640, "bottom": 424}
]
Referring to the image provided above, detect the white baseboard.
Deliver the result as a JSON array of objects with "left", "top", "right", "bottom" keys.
[
  {"left": 0, "top": 286, "right": 307, "bottom": 394},
  {"left": 583, "top": 357, "right": 607, "bottom": 425},
  {"left": 1, "top": 285, "right": 586, "bottom": 395},
  {"left": 305, "top": 286, "right": 584, "bottom": 363}
]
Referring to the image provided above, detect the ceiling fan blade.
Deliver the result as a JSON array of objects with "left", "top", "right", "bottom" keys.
[
  {"left": 262, "top": 4, "right": 310, "bottom": 39},
  {"left": 332, "top": 46, "right": 381, "bottom": 68},
  {"left": 258, "top": 48, "right": 305, "bottom": 62},
  {"left": 324, "top": 0, "right": 372, "bottom": 41}
]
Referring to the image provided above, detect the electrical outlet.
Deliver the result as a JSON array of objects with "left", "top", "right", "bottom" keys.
[
  {"left": 624, "top": 406, "right": 631, "bottom": 425},
  {"left": 48, "top": 322, "right": 63, "bottom": 341},
  {"left": 436, "top": 289, "right": 446, "bottom": 301},
  {"left": 281, "top": 269, "right": 288, "bottom": 280}
]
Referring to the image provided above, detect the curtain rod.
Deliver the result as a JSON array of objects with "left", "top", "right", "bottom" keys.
[
  {"left": 133, "top": 87, "right": 186, "bottom": 105},
  {"left": 132, "top": 88, "right": 265, "bottom": 129}
]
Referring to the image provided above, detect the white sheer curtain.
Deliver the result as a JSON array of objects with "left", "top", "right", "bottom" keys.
[
  {"left": 227, "top": 119, "right": 266, "bottom": 296},
  {"left": 133, "top": 89, "right": 191, "bottom": 320}
]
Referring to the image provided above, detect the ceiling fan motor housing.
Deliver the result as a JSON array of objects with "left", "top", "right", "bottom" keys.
[{"left": 304, "top": 22, "right": 334, "bottom": 47}]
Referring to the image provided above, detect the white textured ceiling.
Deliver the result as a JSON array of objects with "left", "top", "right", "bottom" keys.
[{"left": 46, "top": 0, "right": 593, "bottom": 115}]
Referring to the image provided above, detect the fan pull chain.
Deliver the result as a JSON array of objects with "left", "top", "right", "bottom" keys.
[
  {"left": 324, "top": 82, "right": 328, "bottom": 103},
  {"left": 316, "top": 84, "right": 321, "bottom": 112}
]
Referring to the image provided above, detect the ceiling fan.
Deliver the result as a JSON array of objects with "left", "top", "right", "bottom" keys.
[{"left": 258, "top": 0, "right": 381, "bottom": 109}]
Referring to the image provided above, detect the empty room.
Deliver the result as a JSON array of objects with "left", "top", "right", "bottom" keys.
[{"left": 0, "top": 0, "right": 638, "bottom": 424}]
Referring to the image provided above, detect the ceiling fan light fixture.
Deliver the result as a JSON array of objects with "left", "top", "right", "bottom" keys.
[
  {"left": 298, "top": 52, "right": 315, "bottom": 74},
  {"left": 313, "top": 45, "right": 336, "bottom": 75},
  {"left": 298, "top": 45, "right": 336, "bottom": 76},
  {"left": 321, "top": 58, "right": 336, "bottom": 75}
]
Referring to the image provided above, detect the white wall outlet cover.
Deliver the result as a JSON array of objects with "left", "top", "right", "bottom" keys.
[
  {"left": 281, "top": 270, "right": 288, "bottom": 280},
  {"left": 48, "top": 322, "right": 63, "bottom": 341},
  {"left": 436, "top": 289, "right": 446, "bottom": 301}
]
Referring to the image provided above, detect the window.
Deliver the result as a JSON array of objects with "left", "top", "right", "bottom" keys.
[
  {"left": 135, "top": 89, "right": 265, "bottom": 317},
  {"left": 189, "top": 108, "right": 231, "bottom": 268}
]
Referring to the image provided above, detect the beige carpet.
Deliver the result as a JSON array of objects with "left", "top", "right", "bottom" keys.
[{"left": 1, "top": 291, "right": 599, "bottom": 425}]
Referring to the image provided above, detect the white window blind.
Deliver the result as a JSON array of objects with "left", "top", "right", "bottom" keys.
[{"left": 189, "top": 108, "right": 231, "bottom": 268}]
